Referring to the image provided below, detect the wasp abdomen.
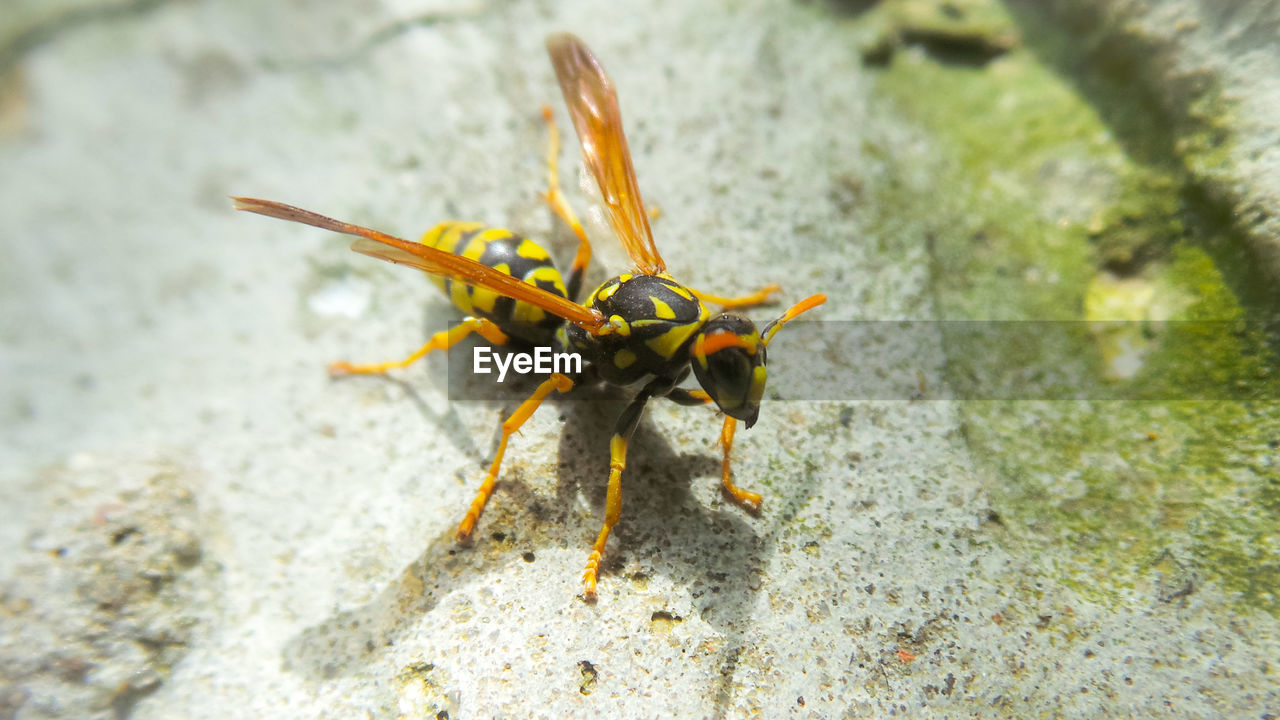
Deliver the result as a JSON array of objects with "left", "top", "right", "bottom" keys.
[{"left": 420, "top": 222, "right": 570, "bottom": 344}]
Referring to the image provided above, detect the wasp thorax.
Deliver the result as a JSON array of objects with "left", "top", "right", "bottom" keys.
[{"left": 690, "top": 314, "right": 768, "bottom": 428}]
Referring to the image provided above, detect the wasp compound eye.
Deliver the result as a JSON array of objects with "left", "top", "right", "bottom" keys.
[{"left": 691, "top": 315, "right": 766, "bottom": 428}]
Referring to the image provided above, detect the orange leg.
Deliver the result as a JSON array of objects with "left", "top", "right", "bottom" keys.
[
  {"left": 540, "top": 106, "right": 593, "bottom": 302},
  {"left": 687, "top": 284, "right": 782, "bottom": 310},
  {"left": 581, "top": 384, "right": 655, "bottom": 601},
  {"left": 456, "top": 372, "right": 575, "bottom": 540},
  {"left": 328, "top": 316, "right": 508, "bottom": 376},
  {"left": 717, "top": 416, "right": 762, "bottom": 511},
  {"left": 582, "top": 434, "right": 627, "bottom": 601},
  {"left": 666, "top": 389, "right": 760, "bottom": 510},
  {"left": 666, "top": 388, "right": 712, "bottom": 406}
]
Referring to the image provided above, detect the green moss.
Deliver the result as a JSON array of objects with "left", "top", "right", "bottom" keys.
[
  {"left": 876, "top": 31, "right": 1100, "bottom": 320},
  {"left": 862, "top": 0, "right": 1280, "bottom": 617}
]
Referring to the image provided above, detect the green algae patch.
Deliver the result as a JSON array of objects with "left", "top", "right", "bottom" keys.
[
  {"left": 863, "top": 0, "right": 1280, "bottom": 616},
  {"left": 873, "top": 14, "right": 1100, "bottom": 321}
]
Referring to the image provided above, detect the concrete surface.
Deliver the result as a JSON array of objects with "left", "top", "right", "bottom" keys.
[{"left": 1, "top": 1, "right": 1277, "bottom": 718}]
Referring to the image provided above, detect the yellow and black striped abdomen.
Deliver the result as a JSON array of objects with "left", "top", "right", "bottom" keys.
[{"left": 420, "top": 222, "right": 570, "bottom": 344}]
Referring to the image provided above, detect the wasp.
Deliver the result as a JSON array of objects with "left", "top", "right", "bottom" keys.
[{"left": 234, "top": 32, "right": 825, "bottom": 600}]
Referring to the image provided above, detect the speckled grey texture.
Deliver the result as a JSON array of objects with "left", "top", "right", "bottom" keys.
[
  {"left": 1, "top": 1, "right": 1277, "bottom": 718},
  {"left": 0, "top": 453, "right": 211, "bottom": 719}
]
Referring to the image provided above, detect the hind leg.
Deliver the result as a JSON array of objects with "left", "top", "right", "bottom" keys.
[
  {"left": 540, "top": 106, "right": 594, "bottom": 302},
  {"left": 456, "top": 372, "right": 576, "bottom": 540},
  {"left": 329, "top": 316, "right": 509, "bottom": 376}
]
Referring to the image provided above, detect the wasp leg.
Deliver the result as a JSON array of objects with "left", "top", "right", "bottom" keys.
[
  {"left": 540, "top": 106, "right": 593, "bottom": 302},
  {"left": 456, "top": 372, "right": 575, "bottom": 541},
  {"left": 665, "top": 390, "right": 762, "bottom": 511},
  {"left": 717, "top": 416, "right": 761, "bottom": 511},
  {"left": 581, "top": 385, "right": 659, "bottom": 601},
  {"left": 666, "top": 388, "right": 712, "bottom": 406},
  {"left": 328, "top": 316, "right": 509, "bottom": 376},
  {"left": 687, "top": 284, "right": 782, "bottom": 310}
]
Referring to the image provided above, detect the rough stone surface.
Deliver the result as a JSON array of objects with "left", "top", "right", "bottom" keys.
[
  {"left": 0, "top": 453, "right": 209, "bottom": 719},
  {"left": 1, "top": 1, "right": 1277, "bottom": 718},
  {"left": 1012, "top": 0, "right": 1280, "bottom": 283}
]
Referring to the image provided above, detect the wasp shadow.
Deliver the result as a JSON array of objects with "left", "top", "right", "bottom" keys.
[
  {"left": 553, "top": 388, "right": 774, "bottom": 714},
  {"left": 278, "top": 466, "right": 572, "bottom": 680},
  {"left": 280, "top": 379, "right": 777, "bottom": 708}
]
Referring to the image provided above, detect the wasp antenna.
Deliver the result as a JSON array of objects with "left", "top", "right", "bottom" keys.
[{"left": 761, "top": 293, "right": 826, "bottom": 346}]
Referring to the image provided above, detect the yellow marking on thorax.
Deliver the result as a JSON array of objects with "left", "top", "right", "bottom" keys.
[
  {"left": 586, "top": 280, "right": 613, "bottom": 307},
  {"left": 629, "top": 318, "right": 670, "bottom": 329},
  {"left": 613, "top": 349, "right": 638, "bottom": 369},
  {"left": 659, "top": 276, "right": 694, "bottom": 302},
  {"left": 607, "top": 315, "right": 631, "bottom": 337},
  {"left": 643, "top": 300, "right": 710, "bottom": 359},
  {"left": 650, "top": 297, "right": 676, "bottom": 320},
  {"left": 644, "top": 322, "right": 700, "bottom": 360},
  {"left": 595, "top": 281, "right": 620, "bottom": 303}
]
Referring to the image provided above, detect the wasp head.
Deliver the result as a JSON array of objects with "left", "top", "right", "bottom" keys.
[
  {"left": 688, "top": 294, "right": 827, "bottom": 430},
  {"left": 690, "top": 315, "right": 767, "bottom": 428}
]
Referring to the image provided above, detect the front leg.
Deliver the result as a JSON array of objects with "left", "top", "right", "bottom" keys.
[
  {"left": 716, "top": 416, "right": 761, "bottom": 511},
  {"left": 665, "top": 389, "right": 761, "bottom": 511}
]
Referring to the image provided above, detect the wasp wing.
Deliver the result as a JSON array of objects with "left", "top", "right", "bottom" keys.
[
  {"left": 546, "top": 32, "right": 666, "bottom": 275},
  {"left": 233, "top": 197, "right": 606, "bottom": 332}
]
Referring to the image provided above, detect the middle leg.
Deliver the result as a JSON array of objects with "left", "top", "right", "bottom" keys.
[
  {"left": 686, "top": 284, "right": 782, "bottom": 310},
  {"left": 581, "top": 385, "right": 657, "bottom": 601}
]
